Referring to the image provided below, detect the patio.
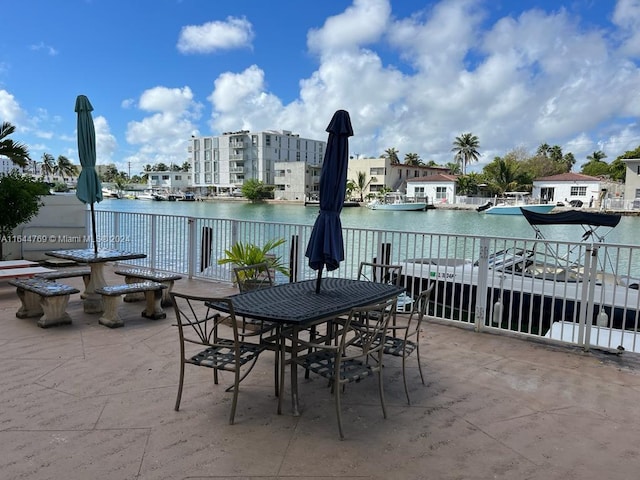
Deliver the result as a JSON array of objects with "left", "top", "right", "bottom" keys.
[{"left": 1, "top": 268, "right": 640, "bottom": 480}]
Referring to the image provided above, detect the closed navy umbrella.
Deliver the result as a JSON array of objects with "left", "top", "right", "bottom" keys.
[
  {"left": 75, "top": 95, "right": 103, "bottom": 254},
  {"left": 305, "top": 110, "right": 353, "bottom": 293}
]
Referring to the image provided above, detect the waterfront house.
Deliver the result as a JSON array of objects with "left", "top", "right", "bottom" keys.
[
  {"left": 406, "top": 173, "right": 459, "bottom": 204},
  {"left": 532, "top": 172, "right": 601, "bottom": 206}
]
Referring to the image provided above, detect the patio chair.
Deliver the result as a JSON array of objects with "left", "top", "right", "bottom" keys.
[
  {"left": 171, "top": 292, "right": 267, "bottom": 425},
  {"left": 233, "top": 263, "right": 281, "bottom": 395},
  {"left": 289, "top": 296, "right": 397, "bottom": 440},
  {"left": 358, "top": 261, "right": 403, "bottom": 287},
  {"left": 380, "top": 284, "right": 434, "bottom": 404}
]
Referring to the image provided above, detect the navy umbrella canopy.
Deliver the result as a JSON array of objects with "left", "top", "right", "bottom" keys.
[
  {"left": 305, "top": 110, "right": 353, "bottom": 293},
  {"left": 75, "top": 95, "right": 103, "bottom": 254}
]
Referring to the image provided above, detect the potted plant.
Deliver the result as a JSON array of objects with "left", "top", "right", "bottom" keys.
[{"left": 217, "top": 238, "right": 290, "bottom": 284}]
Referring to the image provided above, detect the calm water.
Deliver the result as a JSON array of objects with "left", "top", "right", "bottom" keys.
[{"left": 96, "top": 199, "right": 640, "bottom": 246}]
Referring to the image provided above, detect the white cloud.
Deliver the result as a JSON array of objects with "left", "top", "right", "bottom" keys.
[
  {"left": 177, "top": 16, "right": 254, "bottom": 54},
  {"left": 29, "top": 42, "right": 59, "bottom": 56},
  {"left": 0, "top": 89, "right": 26, "bottom": 126},
  {"left": 307, "top": 0, "right": 391, "bottom": 54},
  {"left": 125, "top": 86, "right": 201, "bottom": 168}
]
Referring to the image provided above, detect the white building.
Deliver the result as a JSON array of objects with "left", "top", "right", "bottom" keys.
[
  {"left": 406, "top": 173, "right": 459, "bottom": 204},
  {"left": 532, "top": 173, "right": 601, "bottom": 206},
  {"left": 273, "top": 162, "right": 321, "bottom": 201},
  {"left": 188, "top": 130, "right": 325, "bottom": 194},
  {"left": 622, "top": 158, "right": 640, "bottom": 207},
  {"left": 148, "top": 170, "right": 192, "bottom": 192}
]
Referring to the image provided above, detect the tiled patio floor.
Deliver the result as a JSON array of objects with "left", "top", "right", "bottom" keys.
[{"left": 1, "top": 268, "right": 640, "bottom": 480}]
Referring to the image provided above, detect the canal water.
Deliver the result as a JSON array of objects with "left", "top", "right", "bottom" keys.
[{"left": 97, "top": 199, "right": 640, "bottom": 246}]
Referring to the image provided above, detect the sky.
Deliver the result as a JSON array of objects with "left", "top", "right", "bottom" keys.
[{"left": 1, "top": 0, "right": 640, "bottom": 177}]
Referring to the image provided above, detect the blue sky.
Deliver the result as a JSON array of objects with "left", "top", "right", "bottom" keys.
[{"left": 1, "top": 0, "right": 639, "bottom": 176}]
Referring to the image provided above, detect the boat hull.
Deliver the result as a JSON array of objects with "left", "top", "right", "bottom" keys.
[
  {"left": 402, "top": 260, "right": 640, "bottom": 335},
  {"left": 484, "top": 204, "right": 556, "bottom": 215},
  {"left": 367, "top": 202, "right": 427, "bottom": 211}
]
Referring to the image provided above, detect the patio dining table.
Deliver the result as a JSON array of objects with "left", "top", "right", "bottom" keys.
[
  {"left": 212, "top": 277, "right": 404, "bottom": 415},
  {"left": 45, "top": 248, "right": 146, "bottom": 313}
]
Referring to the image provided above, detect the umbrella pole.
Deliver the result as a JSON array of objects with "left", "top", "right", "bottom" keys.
[
  {"left": 315, "top": 266, "right": 323, "bottom": 293},
  {"left": 90, "top": 202, "right": 98, "bottom": 254}
]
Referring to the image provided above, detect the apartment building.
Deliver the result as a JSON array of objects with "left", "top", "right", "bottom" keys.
[{"left": 188, "top": 130, "right": 326, "bottom": 194}]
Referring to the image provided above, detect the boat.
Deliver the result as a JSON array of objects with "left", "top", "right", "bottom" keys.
[
  {"left": 101, "top": 187, "right": 122, "bottom": 199},
  {"left": 482, "top": 192, "right": 555, "bottom": 215},
  {"left": 401, "top": 209, "right": 640, "bottom": 336},
  {"left": 180, "top": 192, "right": 196, "bottom": 201},
  {"left": 136, "top": 189, "right": 157, "bottom": 200},
  {"left": 366, "top": 192, "right": 428, "bottom": 211}
]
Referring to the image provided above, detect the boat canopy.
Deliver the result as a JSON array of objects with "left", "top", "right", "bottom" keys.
[
  {"left": 522, "top": 208, "right": 622, "bottom": 243},
  {"left": 521, "top": 209, "right": 621, "bottom": 228}
]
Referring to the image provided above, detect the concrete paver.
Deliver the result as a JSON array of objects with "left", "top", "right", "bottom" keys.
[{"left": 1, "top": 268, "right": 640, "bottom": 479}]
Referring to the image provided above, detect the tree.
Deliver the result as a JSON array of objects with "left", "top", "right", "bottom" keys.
[
  {"left": 586, "top": 150, "right": 607, "bottom": 162},
  {"left": 581, "top": 151, "right": 609, "bottom": 177},
  {"left": 53, "top": 155, "right": 78, "bottom": 182},
  {"left": 451, "top": 133, "right": 480, "bottom": 174},
  {"left": 404, "top": 152, "right": 423, "bottom": 166},
  {"left": 240, "top": 178, "right": 272, "bottom": 201},
  {"left": 0, "top": 121, "right": 30, "bottom": 168},
  {"left": 40, "top": 153, "right": 56, "bottom": 182},
  {"left": 0, "top": 171, "right": 50, "bottom": 258},
  {"left": 181, "top": 161, "right": 191, "bottom": 172},
  {"left": 384, "top": 147, "right": 400, "bottom": 165},
  {"left": 456, "top": 174, "right": 483, "bottom": 196},
  {"left": 482, "top": 155, "right": 528, "bottom": 195},
  {"left": 350, "top": 171, "right": 376, "bottom": 202},
  {"left": 446, "top": 162, "right": 462, "bottom": 175}
]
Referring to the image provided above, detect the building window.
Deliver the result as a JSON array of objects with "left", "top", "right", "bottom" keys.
[
  {"left": 175, "top": 175, "right": 181, "bottom": 180},
  {"left": 162, "top": 175, "right": 169, "bottom": 180},
  {"left": 570, "top": 186, "right": 587, "bottom": 196},
  {"left": 370, "top": 167, "right": 385, "bottom": 175},
  {"left": 436, "top": 186, "right": 447, "bottom": 199},
  {"left": 266, "top": 135, "right": 271, "bottom": 146}
]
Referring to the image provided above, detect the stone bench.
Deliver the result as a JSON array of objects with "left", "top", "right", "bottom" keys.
[
  {"left": 0, "top": 266, "right": 54, "bottom": 281},
  {"left": 114, "top": 268, "right": 182, "bottom": 307},
  {"left": 95, "top": 281, "right": 167, "bottom": 328},
  {"left": 9, "top": 278, "right": 80, "bottom": 328},
  {"left": 36, "top": 267, "right": 92, "bottom": 292}
]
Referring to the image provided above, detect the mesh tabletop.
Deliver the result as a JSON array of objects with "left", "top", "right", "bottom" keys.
[
  {"left": 45, "top": 248, "right": 146, "bottom": 263},
  {"left": 214, "top": 278, "right": 404, "bottom": 326}
]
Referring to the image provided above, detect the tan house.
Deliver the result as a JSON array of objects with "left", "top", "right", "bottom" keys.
[{"left": 347, "top": 156, "right": 448, "bottom": 199}]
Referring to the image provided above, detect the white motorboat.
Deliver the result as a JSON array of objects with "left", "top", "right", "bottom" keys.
[
  {"left": 482, "top": 192, "right": 555, "bottom": 215},
  {"left": 101, "top": 187, "right": 122, "bottom": 199},
  {"left": 401, "top": 210, "right": 640, "bottom": 336},
  {"left": 366, "top": 192, "right": 428, "bottom": 211}
]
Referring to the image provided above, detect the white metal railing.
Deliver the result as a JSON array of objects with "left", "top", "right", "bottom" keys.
[{"left": 93, "top": 210, "right": 640, "bottom": 354}]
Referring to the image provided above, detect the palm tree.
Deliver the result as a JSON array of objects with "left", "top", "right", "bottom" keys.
[
  {"left": 350, "top": 171, "right": 376, "bottom": 202},
  {"left": 0, "top": 121, "right": 30, "bottom": 168},
  {"left": 536, "top": 143, "right": 551, "bottom": 157},
  {"left": 53, "top": 155, "right": 78, "bottom": 182},
  {"left": 586, "top": 150, "right": 607, "bottom": 162},
  {"left": 40, "top": 153, "right": 56, "bottom": 182},
  {"left": 140, "top": 164, "right": 153, "bottom": 183},
  {"left": 404, "top": 153, "right": 423, "bottom": 166},
  {"left": 446, "top": 162, "right": 462, "bottom": 175},
  {"left": 384, "top": 147, "right": 400, "bottom": 165},
  {"left": 451, "top": 133, "right": 480, "bottom": 174}
]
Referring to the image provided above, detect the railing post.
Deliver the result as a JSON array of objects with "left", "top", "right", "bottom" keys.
[
  {"left": 578, "top": 246, "right": 598, "bottom": 351},
  {"left": 187, "top": 217, "right": 196, "bottom": 279},
  {"left": 149, "top": 215, "right": 157, "bottom": 269},
  {"left": 474, "top": 238, "right": 490, "bottom": 332}
]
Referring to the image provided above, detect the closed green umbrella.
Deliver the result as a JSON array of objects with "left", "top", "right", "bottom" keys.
[{"left": 75, "top": 95, "right": 103, "bottom": 254}]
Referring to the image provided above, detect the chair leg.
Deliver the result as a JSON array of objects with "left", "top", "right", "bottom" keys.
[
  {"left": 175, "top": 361, "right": 185, "bottom": 411},
  {"left": 378, "top": 366, "right": 388, "bottom": 420},
  {"left": 402, "top": 353, "right": 411, "bottom": 405},
  {"left": 335, "top": 379, "right": 345, "bottom": 440},
  {"left": 229, "top": 370, "right": 240, "bottom": 425},
  {"left": 416, "top": 344, "right": 425, "bottom": 384}
]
